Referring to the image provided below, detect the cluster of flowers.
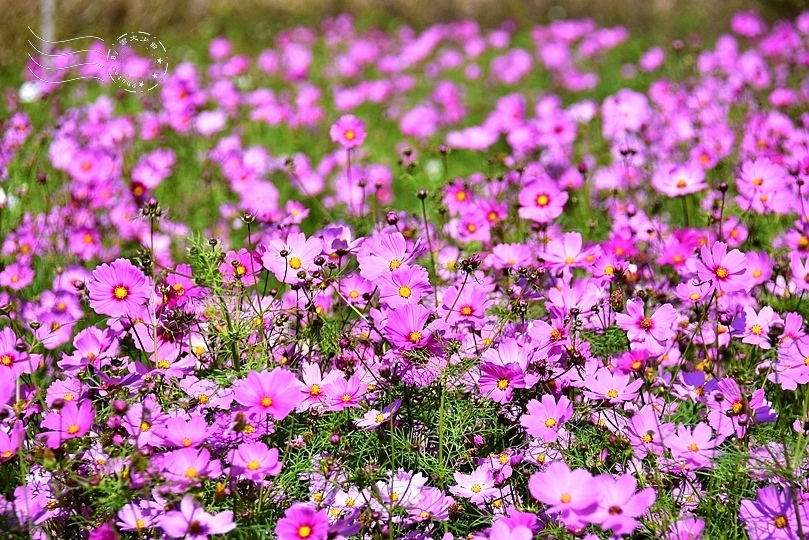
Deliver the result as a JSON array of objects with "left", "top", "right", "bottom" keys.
[{"left": 2, "top": 7, "right": 809, "bottom": 540}]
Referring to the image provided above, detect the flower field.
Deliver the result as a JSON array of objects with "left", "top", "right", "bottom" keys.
[{"left": 2, "top": 8, "right": 809, "bottom": 540}]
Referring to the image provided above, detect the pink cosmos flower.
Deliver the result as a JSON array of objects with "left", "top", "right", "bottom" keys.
[
  {"left": 666, "top": 516, "right": 705, "bottom": 540},
  {"left": 323, "top": 374, "right": 368, "bottom": 411},
  {"left": 589, "top": 473, "right": 656, "bottom": 535},
  {"left": 87, "top": 258, "right": 152, "bottom": 318},
  {"left": 158, "top": 496, "right": 235, "bottom": 540},
  {"left": 219, "top": 248, "right": 261, "bottom": 287},
  {"left": 356, "top": 232, "right": 426, "bottom": 281},
  {"left": 39, "top": 400, "right": 95, "bottom": 448},
  {"left": 262, "top": 232, "right": 324, "bottom": 284},
  {"left": 383, "top": 303, "right": 435, "bottom": 351},
  {"left": 695, "top": 241, "right": 750, "bottom": 294},
  {"left": 615, "top": 299, "right": 679, "bottom": 355},
  {"left": 479, "top": 362, "right": 525, "bottom": 403},
  {"left": 298, "top": 361, "right": 343, "bottom": 411},
  {"left": 528, "top": 461, "right": 599, "bottom": 525},
  {"left": 0, "top": 421, "right": 23, "bottom": 463},
  {"left": 520, "top": 394, "right": 573, "bottom": 442},
  {"left": 0, "top": 263, "right": 35, "bottom": 290},
  {"left": 378, "top": 265, "right": 432, "bottom": 308},
  {"left": 117, "top": 500, "right": 160, "bottom": 532},
  {"left": 329, "top": 115, "right": 366, "bottom": 149},
  {"left": 161, "top": 447, "right": 222, "bottom": 486},
  {"left": 518, "top": 178, "right": 568, "bottom": 223},
  {"left": 440, "top": 283, "right": 490, "bottom": 328},
  {"left": 228, "top": 441, "right": 282, "bottom": 482},
  {"left": 542, "top": 232, "right": 591, "bottom": 275},
  {"left": 582, "top": 368, "right": 644, "bottom": 404},
  {"left": 0, "top": 327, "right": 32, "bottom": 376},
  {"left": 449, "top": 465, "right": 498, "bottom": 505},
  {"left": 625, "top": 405, "right": 674, "bottom": 459},
  {"left": 651, "top": 163, "right": 707, "bottom": 197},
  {"left": 665, "top": 423, "right": 724, "bottom": 469},
  {"left": 736, "top": 305, "right": 782, "bottom": 350},
  {"left": 275, "top": 503, "right": 330, "bottom": 540},
  {"left": 740, "top": 486, "right": 808, "bottom": 540},
  {"left": 156, "top": 413, "right": 210, "bottom": 448},
  {"left": 233, "top": 369, "right": 306, "bottom": 420}
]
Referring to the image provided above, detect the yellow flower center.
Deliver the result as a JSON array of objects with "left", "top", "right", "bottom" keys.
[
  {"left": 182, "top": 437, "right": 192, "bottom": 447},
  {"left": 545, "top": 418, "right": 557, "bottom": 428},
  {"left": 408, "top": 331, "right": 422, "bottom": 343},
  {"left": 247, "top": 460, "right": 260, "bottom": 471},
  {"left": 607, "top": 389, "right": 619, "bottom": 398},
  {"left": 389, "top": 259, "right": 402, "bottom": 271},
  {"left": 536, "top": 194, "right": 550, "bottom": 206},
  {"left": 309, "top": 384, "right": 321, "bottom": 396},
  {"left": 341, "top": 394, "right": 352, "bottom": 402},
  {"left": 715, "top": 267, "right": 729, "bottom": 279},
  {"left": 299, "top": 525, "right": 312, "bottom": 538},
  {"left": 66, "top": 424, "right": 80, "bottom": 435},
  {"left": 289, "top": 257, "right": 302, "bottom": 270},
  {"left": 235, "top": 265, "right": 247, "bottom": 276},
  {"left": 688, "top": 443, "right": 699, "bottom": 452},
  {"left": 752, "top": 269, "right": 762, "bottom": 278},
  {"left": 260, "top": 396, "right": 273, "bottom": 407},
  {"left": 157, "top": 360, "right": 170, "bottom": 369},
  {"left": 460, "top": 306, "right": 473, "bottom": 316},
  {"left": 114, "top": 286, "right": 128, "bottom": 300},
  {"left": 676, "top": 179, "right": 687, "bottom": 188},
  {"left": 497, "top": 379, "right": 509, "bottom": 390},
  {"left": 732, "top": 401, "right": 744, "bottom": 414},
  {"left": 641, "top": 433, "right": 653, "bottom": 443},
  {"left": 349, "top": 290, "right": 359, "bottom": 299},
  {"left": 185, "top": 467, "right": 198, "bottom": 478},
  {"left": 344, "top": 130, "right": 355, "bottom": 141},
  {"left": 375, "top": 413, "right": 385, "bottom": 423},
  {"left": 0, "top": 355, "right": 12, "bottom": 366},
  {"left": 470, "top": 484, "right": 482, "bottom": 493},
  {"left": 640, "top": 318, "right": 653, "bottom": 330},
  {"left": 774, "top": 515, "right": 788, "bottom": 529},
  {"left": 560, "top": 493, "right": 571, "bottom": 503},
  {"left": 197, "top": 394, "right": 209, "bottom": 404},
  {"left": 456, "top": 191, "right": 467, "bottom": 201},
  {"left": 398, "top": 285, "right": 412, "bottom": 298}
]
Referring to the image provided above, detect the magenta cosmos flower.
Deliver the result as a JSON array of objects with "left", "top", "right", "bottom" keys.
[
  {"left": 329, "top": 114, "right": 366, "bottom": 149},
  {"left": 740, "top": 486, "right": 807, "bottom": 540},
  {"left": 228, "top": 441, "right": 282, "bottom": 482},
  {"left": 520, "top": 394, "right": 573, "bottom": 443},
  {"left": 588, "top": 473, "right": 656, "bottom": 535},
  {"left": 158, "top": 496, "right": 235, "bottom": 540},
  {"left": 528, "top": 461, "right": 599, "bottom": 522},
  {"left": 39, "top": 400, "right": 95, "bottom": 448},
  {"left": 275, "top": 503, "right": 330, "bottom": 540},
  {"left": 695, "top": 241, "right": 750, "bottom": 294},
  {"left": 517, "top": 178, "right": 568, "bottom": 223},
  {"left": 87, "top": 258, "right": 151, "bottom": 318},
  {"left": 615, "top": 299, "right": 679, "bottom": 355},
  {"left": 262, "top": 232, "right": 324, "bottom": 284},
  {"left": 233, "top": 369, "right": 306, "bottom": 420},
  {"left": 383, "top": 303, "right": 435, "bottom": 351}
]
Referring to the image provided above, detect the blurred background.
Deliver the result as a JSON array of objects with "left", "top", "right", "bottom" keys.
[{"left": 2, "top": 0, "right": 805, "bottom": 71}]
